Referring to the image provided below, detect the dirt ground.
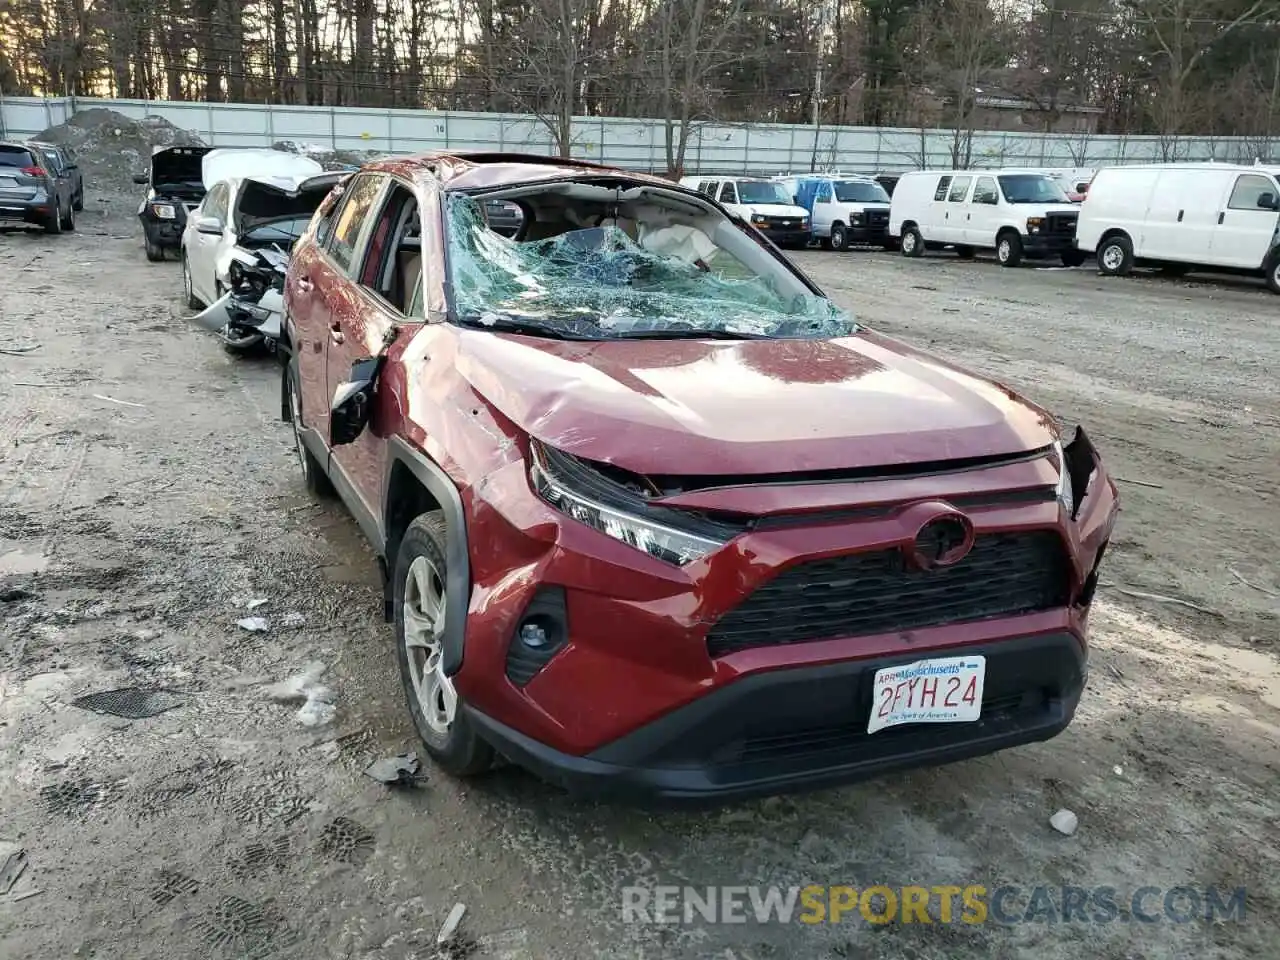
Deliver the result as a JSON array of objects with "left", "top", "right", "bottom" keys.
[{"left": 1, "top": 209, "right": 1277, "bottom": 960}]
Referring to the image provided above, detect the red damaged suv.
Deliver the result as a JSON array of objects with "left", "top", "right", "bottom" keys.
[{"left": 281, "top": 152, "right": 1118, "bottom": 803}]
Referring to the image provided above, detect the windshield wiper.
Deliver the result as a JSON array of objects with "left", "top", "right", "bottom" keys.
[
  {"left": 607, "top": 327, "right": 773, "bottom": 340},
  {"left": 456, "top": 315, "right": 597, "bottom": 340}
]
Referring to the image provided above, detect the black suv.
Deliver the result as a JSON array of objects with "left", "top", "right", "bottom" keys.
[{"left": 0, "top": 141, "right": 76, "bottom": 233}]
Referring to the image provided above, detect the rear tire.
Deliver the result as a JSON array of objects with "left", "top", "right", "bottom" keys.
[
  {"left": 955, "top": 245, "right": 975, "bottom": 259},
  {"left": 394, "top": 512, "right": 495, "bottom": 778},
  {"left": 60, "top": 202, "right": 74, "bottom": 231},
  {"left": 1061, "top": 249, "right": 1085, "bottom": 268},
  {"left": 285, "top": 366, "right": 334, "bottom": 498},
  {"left": 44, "top": 204, "right": 62, "bottom": 234},
  {"left": 72, "top": 190, "right": 84, "bottom": 212},
  {"left": 900, "top": 226, "right": 924, "bottom": 258},
  {"left": 1097, "top": 234, "right": 1134, "bottom": 276},
  {"left": 996, "top": 232, "right": 1023, "bottom": 267}
]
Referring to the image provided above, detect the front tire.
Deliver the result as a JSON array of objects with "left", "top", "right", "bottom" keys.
[
  {"left": 830, "top": 223, "right": 849, "bottom": 251},
  {"left": 145, "top": 235, "right": 164, "bottom": 262},
  {"left": 1097, "top": 234, "right": 1134, "bottom": 276},
  {"left": 996, "top": 232, "right": 1024, "bottom": 267},
  {"left": 394, "top": 512, "right": 495, "bottom": 777},
  {"left": 44, "top": 204, "right": 63, "bottom": 234},
  {"left": 1266, "top": 253, "right": 1280, "bottom": 295},
  {"left": 900, "top": 226, "right": 924, "bottom": 258},
  {"left": 182, "top": 252, "right": 204, "bottom": 310}
]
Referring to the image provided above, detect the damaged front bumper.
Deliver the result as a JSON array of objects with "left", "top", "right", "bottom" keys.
[{"left": 192, "top": 288, "right": 283, "bottom": 353}]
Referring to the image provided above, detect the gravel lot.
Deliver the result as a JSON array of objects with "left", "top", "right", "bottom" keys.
[{"left": 1, "top": 212, "right": 1277, "bottom": 960}]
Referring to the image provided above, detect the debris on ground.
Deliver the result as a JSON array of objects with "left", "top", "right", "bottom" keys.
[
  {"left": 92, "top": 394, "right": 145, "bottom": 409},
  {"left": 261, "top": 661, "right": 327, "bottom": 703},
  {"left": 0, "top": 588, "right": 36, "bottom": 603},
  {"left": 281, "top": 612, "right": 306, "bottom": 628},
  {"left": 296, "top": 695, "right": 336, "bottom": 728},
  {"left": 363, "top": 752, "right": 425, "bottom": 788},
  {"left": 437, "top": 902, "right": 466, "bottom": 944},
  {"left": 0, "top": 845, "right": 28, "bottom": 895},
  {"left": 1229, "top": 566, "right": 1279, "bottom": 598},
  {"left": 1049, "top": 809, "right": 1079, "bottom": 836},
  {"left": 0, "top": 343, "right": 42, "bottom": 355},
  {"left": 236, "top": 616, "right": 270, "bottom": 633},
  {"left": 246, "top": 597, "right": 269, "bottom": 610},
  {"left": 70, "top": 687, "right": 185, "bottom": 719},
  {"left": 1113, "top": 765, "right": 1124, "bottom": 776}
]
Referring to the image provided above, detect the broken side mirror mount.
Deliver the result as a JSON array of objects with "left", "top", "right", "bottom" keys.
[
  {"left": 132, "top": 173, "right": 149, "bottom": 185},
  {"left": 329, "top": 356, "right": 384, "bottom": 447},
  {"left": 329, "top": 326, "right": 401, "bottom": 447}
]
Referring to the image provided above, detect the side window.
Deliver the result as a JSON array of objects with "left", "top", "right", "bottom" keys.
[
  {"left": 972, "top": 176, "right": 999, "bottom": 205},
  {"left": 352, "top": 181, "right": 422, "bottom": 316},
  {"left": 327, "top": 174, "right": 386, "bottom": 274},
  {"left": 947, "top": 176, "right": 972, "bottom": 202},
  {"left": 815, "top": 181, "right": 832, "bottom": 203},
  {"left": 933, "top": 176, "right": 952, "bottom": 201},
  {"left": 718, "top": 182, "right": 737, "bottom": 204},
  {"left": 1227, "top": 174, "right": 1276, "bottom": 211}
]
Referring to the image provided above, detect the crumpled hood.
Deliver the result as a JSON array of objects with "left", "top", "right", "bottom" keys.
[
  {"left": 235, "top": 172, "right": 343, "bottom": 232},
  {"left": 454, "top": 330, "right": 1056, "bottom": 476}
]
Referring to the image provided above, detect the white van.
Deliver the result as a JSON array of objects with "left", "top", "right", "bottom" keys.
[
  {"left": 773, "top": 174, "right": 892, "bottom": 250},
  {"left": 1075, "top": 163, "right": 1280, "bottom": 293},
  {"left": 889, "top": 169, "right": 1085, "bottom": 267},
  {"left": 678, "top": 176, "right": 811, "bottom": 248}
]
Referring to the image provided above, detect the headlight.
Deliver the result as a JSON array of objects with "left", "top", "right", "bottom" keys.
[
  {"left": 152, "top": 204, "right": 176, "bottom": 219},
  {"left": 529, "top": 441, "right": 728, "bottom": 566},
  {"left": 1052, "top": 439, "right": 1074, "bottom": 516},
  {"left": 850, "top": 212, "right": 865, "bottom": 223},
  {"left": 1026, "top": 216, "right": 1043, "bottom": 234},
  {"left": 750, "top": 213, "right": 766, "bottom": 223}
]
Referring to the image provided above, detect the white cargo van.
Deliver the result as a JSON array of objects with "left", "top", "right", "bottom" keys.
[
  {"left": 1074, "top": 163, "right": 1280, "bottom": 293},
  {"left": 888, "top": 169, "right": 1085, "bottom": 267},
  {"left": 773, "top": 174, "right": 892, "bottom": 250},
  {"left": 678, "top": 176, "right": 811, "bottom": 248}
]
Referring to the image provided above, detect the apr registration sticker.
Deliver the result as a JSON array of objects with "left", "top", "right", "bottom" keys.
[{"left": 867, "top": 655, "right": 986, "bottom": 734}]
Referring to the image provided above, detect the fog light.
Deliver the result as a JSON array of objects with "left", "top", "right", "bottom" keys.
[
  {"left": 520, "top": 622, "right": 550, "bottom": 649},
  {"left": 505, "top": 587, "right": 568, "bottom": 686}
]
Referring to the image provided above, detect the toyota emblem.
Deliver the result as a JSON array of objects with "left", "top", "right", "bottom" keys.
[{"left": 908, "top": 514, "right": 974, "bottom": 570}]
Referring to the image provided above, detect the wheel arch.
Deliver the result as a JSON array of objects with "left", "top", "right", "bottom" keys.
[
  {"left": 383, "top": 435, "right": 471, "bottom": 676},
  {"left": 1098, "top": 227, "right": 1132, "bottom": 247}
]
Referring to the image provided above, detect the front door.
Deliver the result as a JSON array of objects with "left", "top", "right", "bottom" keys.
[
  {"left": 326, "top": 177, "right": 425, "bottom": 523},
  {"left": 188, "top": 181, "right": 229, "bottom": 303},
  {"left": 1209, "top": 173, "right": 1280, "bottom": 269},
  {"left": 812, "top": 180, "right": 835, "bottom": 236}
]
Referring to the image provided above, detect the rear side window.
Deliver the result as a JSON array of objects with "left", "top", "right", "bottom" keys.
[
  {"left": 327, "top": 174, "right": 385, "bottom": 273},
  {"left": 947, "top": 176, "right": 972, "bottom": 202},
  {"left": 933, "top": 176, "right": 952, "bottom": 201},
  {"left": 0, "top": 146, "right": 35, "bottom": 168},
  {"left": 1227, "top": 174, "right": 1276, "bottom": 210}
]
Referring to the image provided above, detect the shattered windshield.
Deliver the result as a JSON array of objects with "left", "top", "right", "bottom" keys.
[
  {"left": 444, "top": 193, "right": 857, "bottom": 340},
  {"left": 834, "top": 181, "right": 890, "bottom": 203},
  {"left": 736, "top": 181, "right": 793, "bottom": 205},
  {"left": 998, "top": 174, "right": 1070, "bottom": 204}
]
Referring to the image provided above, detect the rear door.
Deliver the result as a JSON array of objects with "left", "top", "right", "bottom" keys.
[
  {"left": 326, "top": 178, "right": 424, "bottom": 528},
  {"left": 924, "top": 175, "right": 952, "bottom": 241},
  {"left": 1141, "top": 169, "right": 1219, "bottom": 262},
  {"left": 1209, "top": 173, "right": 1280, "bottom": 268},
  {"left": 290, "top": 172, "right": 387, "bottom": 459}
]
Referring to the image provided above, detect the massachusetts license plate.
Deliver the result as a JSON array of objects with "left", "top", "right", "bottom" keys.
[{"left": 867, "top": 655, "right": 985, "bottom": 734}]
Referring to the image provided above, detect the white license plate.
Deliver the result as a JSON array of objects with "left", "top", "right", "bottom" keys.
[
  {"left": 0, "top": 176, "right": 18, "bottom": 190},
  {"left": 867, "top": 655, "right": 985, "bottom": 734}
]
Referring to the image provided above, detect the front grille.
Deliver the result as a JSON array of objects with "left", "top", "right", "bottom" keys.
[
  {"left": 1046, "top": 212, "right": 1078, "bottom": 235},
  {"left": 768, "top": 218, "right": 803, "bottom": 229},
  {"left": 866, "top": 209, "right": 889, "bottom": 227},
  {"left": 705, "top": 531, "right": 1071, "bottom": 657}
]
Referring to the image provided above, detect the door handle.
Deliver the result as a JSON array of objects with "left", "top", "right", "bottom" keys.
[
  {"left": 329, "top": 321, "right": 344, "bottom": 345},
  {"left": 1218, "top": 211, "right": 1225, "bottom": 224},
  {"left": 1177, "top": 210, "right": 1184, "bottom": 222},
  {"left": 297, "top": 276, "right": 314, "bottom": 292}
]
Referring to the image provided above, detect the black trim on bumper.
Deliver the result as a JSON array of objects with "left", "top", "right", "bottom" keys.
[
  {"left": 763, "top": 229, "right": 811, "bottom": 246},
  {"left": 1022, "top": 233, "right": 1075, "bottom": 256},
  {"left": 468, "top": 631, "right": 1087, "bottom": 805}
]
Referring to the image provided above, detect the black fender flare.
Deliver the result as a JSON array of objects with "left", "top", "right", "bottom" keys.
[{"left": 384, "top": 435, "right": 471, "bottom": 677}]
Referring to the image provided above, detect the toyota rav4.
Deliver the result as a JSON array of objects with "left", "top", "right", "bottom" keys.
[{"left": 281, "top": 152, "right": 1119, "bottom": 804}]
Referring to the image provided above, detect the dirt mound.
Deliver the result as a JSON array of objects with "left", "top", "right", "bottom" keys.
[{"left": 36, "top": 108, "right": 206, "bottom": 198}]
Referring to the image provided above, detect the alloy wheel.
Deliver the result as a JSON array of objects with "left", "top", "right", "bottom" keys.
[
  {"left": 403, "top": 555, "right": 457, "bottom": 735},
  {"left": 998, "top": 239, "right": 1011, "bottom": 263}
]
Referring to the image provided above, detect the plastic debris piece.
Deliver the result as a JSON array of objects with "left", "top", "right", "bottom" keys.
[
  {"left": 1113, "top": 765, "right": 1124, "bottom": 776},
  {"left": 437, "top": 902, "right": 466, "bottom": 944},
  {"left": 262, "top": 661, "right": 327, "bottom": 702},
  {"left": 11, "top": 888, "right": 42, "bottom": 902},
  {"left": 296, "top": 696, "right": 336, "bottom": 727},
  {"left": 1049, "top": 809, "right": 1078, "bottom": 836},
  {"left": 0, "top": 847, "right": 28, "bottom": 895},
  {"left": 364, "top": 752, "right": 424, "bottom": 787},
  {"left": 246, "top": 597, "right": 269, "bottom": 610},
  {"left": 236, "top": 616, "right": 270, "bottom": 633},
  {"left": 70, "top": 687, "right": 185, "bottom": 719}
]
